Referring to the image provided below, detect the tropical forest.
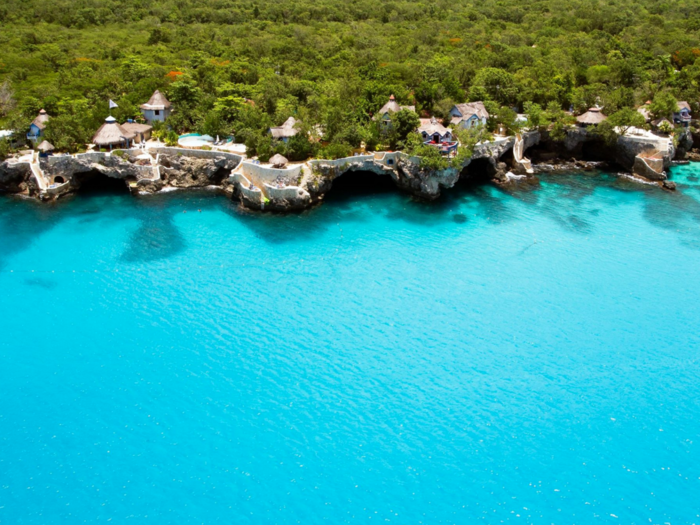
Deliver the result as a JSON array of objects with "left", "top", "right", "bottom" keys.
[{"left": 1, "top": 0, "right": 700, "bottom": 160}]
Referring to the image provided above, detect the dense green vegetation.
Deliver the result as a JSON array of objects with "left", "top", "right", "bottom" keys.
[{"left": 1, "top": 0, "right": 699, "bottom": 158}]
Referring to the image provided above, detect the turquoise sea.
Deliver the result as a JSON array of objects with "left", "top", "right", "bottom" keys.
[{"left": 1, "top": 165, "right": 700, "bottom": 524}]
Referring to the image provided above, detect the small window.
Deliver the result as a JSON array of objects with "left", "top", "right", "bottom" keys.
[
  {"left": 388, "top": 158, "right": 394, "bottom": 165},
  {"left": 155, "top": 110, "right": 160, "bottom": 116}
]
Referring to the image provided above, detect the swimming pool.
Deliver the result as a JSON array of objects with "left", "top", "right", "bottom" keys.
[{"left": 177, "top": 133, "right": 215, "bottom": 148}]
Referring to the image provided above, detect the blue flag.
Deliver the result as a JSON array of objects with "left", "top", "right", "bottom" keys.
[{"left": 109, "top": 100, "right": 118, "bottom": 109}]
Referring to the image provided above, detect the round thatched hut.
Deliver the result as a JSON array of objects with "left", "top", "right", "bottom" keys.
[
  {"left": 269, "top": 153, "right": 289, "bottom": 168},
  {"left": 92, "top": 116, "right": 136, "bottom": 150},
  {"left": 576, "top": 107, "right": 607, "bottom": 126},
  {"left": 37, "top": 140, "right": 55, "bottom": 156}
]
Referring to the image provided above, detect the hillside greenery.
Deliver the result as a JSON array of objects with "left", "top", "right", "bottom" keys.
[{"left": 1, "top": 0, "right": 700, "bottom": 157}]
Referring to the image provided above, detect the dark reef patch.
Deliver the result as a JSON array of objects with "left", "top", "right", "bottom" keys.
[{"left": 23, "top": 277, "right": 58, "bottom": 290}]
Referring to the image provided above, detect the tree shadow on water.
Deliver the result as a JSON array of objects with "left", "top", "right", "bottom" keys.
[
  {"left": 117, "top": 193, "right": 209, "bottom": 263},
  {"left": 23, "top": 277, "right": 58, "bottom": 290},
  {"left": 120, "top": 215, "right": 186, "bottom": 263}
]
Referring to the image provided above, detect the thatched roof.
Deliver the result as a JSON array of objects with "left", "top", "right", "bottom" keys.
[
  {"left": 270, "top": 117, "right": 299, "bottom": 139},
  {"left": 32, "top": 109, "right": 50, "bottom": 130},
  {"left": 269, "top": 153, "right": 288, "bottom": 168},
  {"left": 92, "top": 116, "right": 136, "bottom": 146},
  {"left": 140, "top": 90, "right": 171, "bottom": 110},
  {"left": 37, "top": 140, "right": 54, "bottom": 152},
  {"left": 376, "top": 95, "right": 415, "bottom": 118},
  {"left": 451, "top": 102, "right": 489, "bottom": 124},
  {"left": 576, "top": 107, "right": 607, "bottom": 125},
  {"left": 677, "top": 101, "right": 691, "bottom": 112},
  {"left": 121, "top": 122, "right": 153, "bottom": 135}
]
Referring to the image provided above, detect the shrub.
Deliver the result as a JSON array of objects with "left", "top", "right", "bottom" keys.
[{"left": 317, "top": 142, "right": 353, "bottom": 160}]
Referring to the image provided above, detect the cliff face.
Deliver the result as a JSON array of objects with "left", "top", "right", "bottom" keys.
[
  {"left": 0, "top": 161, "right": 32, "bottom": 193},
  {"left": 7, "top": 148, "right": 243, "bottom": 200},
  {"left": 158, "top": 154, "right": 238, "bottom": 188},
  {"left": 1, "top": 128, "right": 692, "bottom": 209},
  {"left": 303, "top": 132, "right": 542, "bottom": 207},
  {"left": 528, "top": 127, "right": 685, "bottom": 182},
  {"left": 42, "top": 154, "right": 147, "bottom": 190}
]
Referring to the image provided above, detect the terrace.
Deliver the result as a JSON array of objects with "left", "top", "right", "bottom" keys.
[{"left": 423, "top": 138, "right": 459, "bottom": 156}]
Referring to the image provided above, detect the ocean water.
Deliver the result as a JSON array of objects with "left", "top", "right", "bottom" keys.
[{"left": 1, "top": 166, "right": 700, "bottom": 524}]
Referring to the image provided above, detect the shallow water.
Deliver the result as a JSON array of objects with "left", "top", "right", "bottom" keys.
[{"left": 1, "top": 166, "right": 700, "bottom": 524}]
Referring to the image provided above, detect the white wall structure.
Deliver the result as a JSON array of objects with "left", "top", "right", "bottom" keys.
[{"left": 140, "top": 90, "right": 172, "bottom": 123}]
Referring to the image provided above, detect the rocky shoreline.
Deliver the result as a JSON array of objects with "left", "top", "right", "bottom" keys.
[{"left": 1, "top": 128, "right": 696, "bottom": 211}]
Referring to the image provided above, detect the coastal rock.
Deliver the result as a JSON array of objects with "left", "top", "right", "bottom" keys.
[
  {"left": 158, "top": 154, "right": 237, "bottom": 188},
  {"left": 675, "top": 130, "right": 694, "bottom": 159},
  {"left": 393, "top": 157, "right": 460, "bottom": 200},
  {"left": 662, "top": 180, "right": 677, "bottom": 191},
  {"left": 305, "top": 132, "right": 542, "bottom": 205},
  {"left": 632, "top": 154, "right": 666, "bottom": 181},
  {"left": 39, "top": 153, "right": 151, "bottom": 196},
  {"left": 0, "top": 160, "right": 32, "bottom": 193},
  {"left": 686, "top": 150, "right": 700, "bottom": 162}
]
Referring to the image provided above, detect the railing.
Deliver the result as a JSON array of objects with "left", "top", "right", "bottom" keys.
[{"left": 424, "top": 141, "right": 459, "bottom": 156}]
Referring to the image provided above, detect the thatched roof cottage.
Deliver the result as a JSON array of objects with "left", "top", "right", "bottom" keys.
[
  {"left": 374, "top": 95, "right": 416, "bottom": 131},
  {"left": 92, "top": 116, "right": 136, "bottom": 150},
  {"left": 37, "top": 140, "right": 55, "bottom": 156},
  {"left": 270, "top": 117, "right": 299, "bottom": 143},
  {"left": 576, "top": 107, "right": 607, "bottom": 126},
  {"left": 28, "top": 109, "right": 50, "bottom": 141},
  {"left": 450, "top": 102, "right": 489, "bottom": 129},
  {"left": 121, "top": 122, "right": 153, "bottom": 144},
  {"left": 140, "top": 90, "right": 172, "bottom": 123}
]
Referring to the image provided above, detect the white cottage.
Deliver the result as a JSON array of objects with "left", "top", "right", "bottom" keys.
[
  {"left": 450, "top": 102, "right": 489, "bottom": 129},
  {"left": 418, "top": 117, "right": 452, "bottom": 143},
  {"left": 140, "top": 90, "right": 172, "bottom": 123}
]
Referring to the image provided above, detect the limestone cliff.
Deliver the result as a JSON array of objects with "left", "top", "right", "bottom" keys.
[
  {"left": 158, "top": 153, "right": 238, "bottom": 188},
  {"left": 0, "top": 160, "right": 32, "bottom": 194}
]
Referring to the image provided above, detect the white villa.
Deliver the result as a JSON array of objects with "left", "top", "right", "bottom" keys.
[
  {"left": 374, "top": 95, "right": 416, "bottom": 131},
  {"left": 140, "top": 90, "right": 172, "bottom": 123},
  {"left": 450, "top": 102, "right": 489, "bottom": 129},
  {"left": 418, "top": 117, "right": 452, "bottom": 143}
]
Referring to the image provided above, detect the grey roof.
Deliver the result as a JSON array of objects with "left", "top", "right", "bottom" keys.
[
  {"left": 376, "top": 96, "right": 415, "bottom": 118},
  {"left": 452, "top": 102, "right": 489, "bottom": 122},
  {"left": 92, "top": 116, "right": 136, "bottom": 146},
  {"left": 140, "top": 90, "right": 171, "bottom": 110},
  {"left": 270, "top": 117, "right": 299, "bottom": 139},
  {"left": 652, "top": 117, "right": 672, "bottom": 128},
  {"left": 637, "top": 106, "right": 651, "bottom": 121},
  {"left": 418, "top": 117, "right": 450, "bottom": 137},
  {"left": 576, "top": 107, "right": 607, "bottom": 125},
  {"left": 32, "top": 109, "right": 50, "bottom": 130}
]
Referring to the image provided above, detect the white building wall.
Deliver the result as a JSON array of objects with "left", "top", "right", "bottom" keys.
[{"left": 141, "top": 108, "right": 171, "bottom": 123}]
